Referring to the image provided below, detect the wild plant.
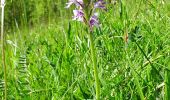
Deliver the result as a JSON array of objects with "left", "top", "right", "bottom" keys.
[
  {"left": 17, "top": 54, "right": 30, "bottom": 98},
  {"left": 65, "top": 0, "right": 106, "bottom": 99}
]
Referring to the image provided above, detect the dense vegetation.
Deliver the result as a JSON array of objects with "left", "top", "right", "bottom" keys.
[{"left": 0, "top": 0, "right": 170, "bottom": 99}]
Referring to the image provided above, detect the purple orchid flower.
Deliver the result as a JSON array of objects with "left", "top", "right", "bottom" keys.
[
  {"left": 72, "top": 9, "right": 84, "bottom": 22},
  {"left": 65, "top": 0, "right": 83, "bottom": 8},
  {"left": 94, "top": 0, "right": 106, "bottom": 9},
  {"left": 66, "top": 0, "right": 106, "bottom": 30},
  {"left": 89, "top": 13, "right": 99, "bottom": 28}
]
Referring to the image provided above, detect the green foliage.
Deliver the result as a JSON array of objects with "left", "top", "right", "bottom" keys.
[
  {"left": 0, "top": 0, "right": 169, "bottom": 99},
  {"left": 4, "top": 0, "right": 67, "bottom": 30}
]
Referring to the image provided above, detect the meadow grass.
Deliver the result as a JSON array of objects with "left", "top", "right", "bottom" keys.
[{"left": 0, "top": 0, "right": 170, "bottom": 99}]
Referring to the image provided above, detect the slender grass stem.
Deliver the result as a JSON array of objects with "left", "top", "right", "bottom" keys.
[
  {"left": 165, "top": 66, "right": 170, "bottom": 100},
  {"left": 89, "top": 32, "right": 100, "bottom": 100},
  {"left": 126, "top": 52, "right": 145, "bottom": 100},
  {"left": 131, "top": 69, "right": 145, "bottom": 100},
  {"left": 1, "top": 1, "right": 7, "bottom": 99},
  {"left": 164, "top": 9, "right": 169, "bottom": 100},
  {"left": 134, "top": 41, "right": 160, "bottom": 75}
]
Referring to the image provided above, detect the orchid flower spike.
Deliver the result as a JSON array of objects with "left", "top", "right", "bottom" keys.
[{"left": 66, "top": 0, "right": 106, "bottom": 31}]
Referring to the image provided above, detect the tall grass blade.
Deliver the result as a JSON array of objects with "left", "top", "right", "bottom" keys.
[{"left": 1, "top": 0, "right": 7, "bottom": 99}]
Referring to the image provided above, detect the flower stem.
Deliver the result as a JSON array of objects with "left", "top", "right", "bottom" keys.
[
  {"left": 88, "top": 32, "right": 100, "bottom": 100},
  {"left": 1, "top": 4, "right": 7, "bottom": 100}
]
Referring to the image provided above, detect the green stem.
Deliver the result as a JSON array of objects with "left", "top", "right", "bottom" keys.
[
  {"left": 126, "top": 52, "right": 145, "bottom": 100},
  {"left": 165, "top": 69, "right": 170, "bottom": 100},
  {"left": 1, "top": 5, "right": 7, "bottom": 100},
  {"left": 131, "top": 69, "right": 145, "bottom": 100},
  {"left": 89, "top": 32, "right": 100, "bottom": 100},
  {"left": 164, "top": 8, "right": 170, "bottom": 99}
]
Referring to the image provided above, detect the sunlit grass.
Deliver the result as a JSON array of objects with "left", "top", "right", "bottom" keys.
[{"left": 0, "top": 0, "right": 170, "bottom": 99}]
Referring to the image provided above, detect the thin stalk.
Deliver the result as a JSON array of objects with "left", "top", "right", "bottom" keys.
[
  {"left": 132, "top": 69, "right": 145, "bottom": 100},
  {"left": 88, "top": 32, "right": 100, "bottom": 100},
  {"left": 165, "top": 66, "right": 170, "bottom": 100},
  {"left": 164, "top": 6, "right": 170, "bottom": 100},
  {"left": 126, "top": 52, "right": 145, "bottom": 100},
  {"left": 1, "top": 0, "right": 7, "bottom": 99},
  {"left": 164, "top": 6, "right": 170, "bottom": 99},
  {"left": 134, "top": 41, "right": 159, "bottom": 75},
  {"left": 21, "top": 0, "right": 28, "bottom": 29}
]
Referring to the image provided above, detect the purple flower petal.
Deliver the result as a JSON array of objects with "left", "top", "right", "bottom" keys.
[
  {"left": 89, "top": 13, "right": 99, "bottom": 28},
  {"left": 94, "top": 0, "right": 106, "bottom": 9},
  {"left": 72, "top": 9, "right": 84, "bottom": 22}
]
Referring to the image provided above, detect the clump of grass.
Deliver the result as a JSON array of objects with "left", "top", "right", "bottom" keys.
[{"left": 0, "top": 0, "right": 169, "bottom": 99}]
